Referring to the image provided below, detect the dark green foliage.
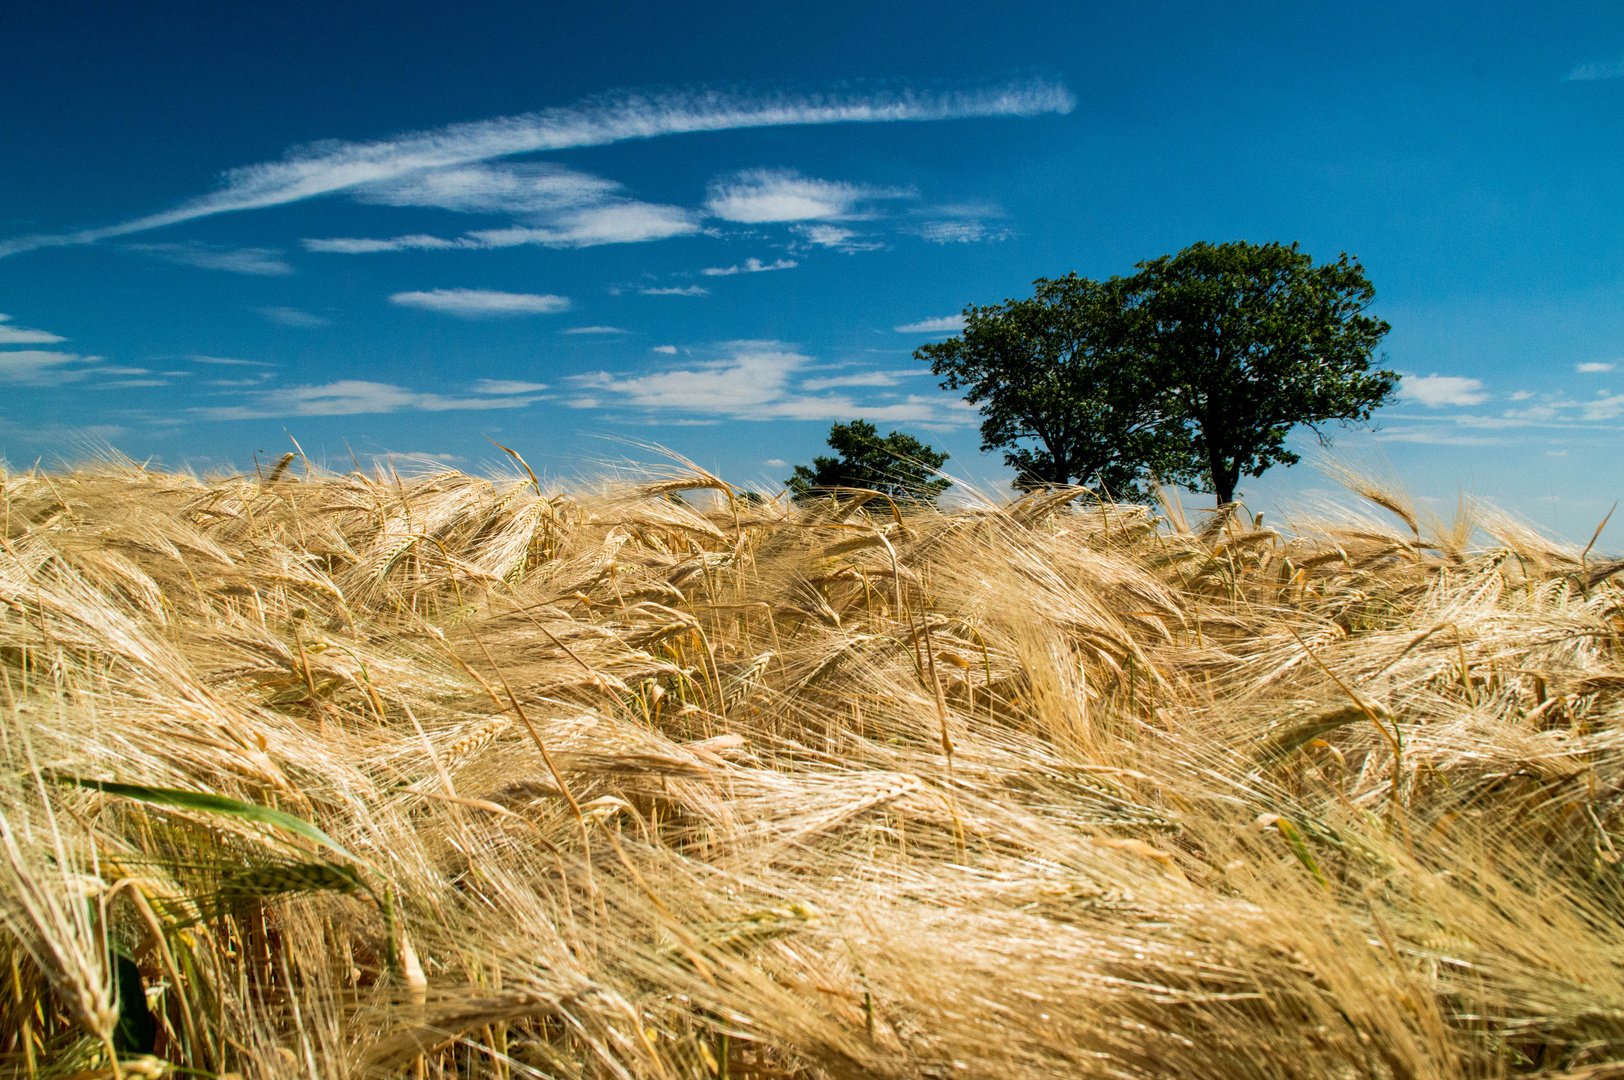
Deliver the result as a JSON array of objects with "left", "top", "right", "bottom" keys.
[
  {"left": 917, "top": 241, "right": 1397, "bottom": 505},
  {"left": 786, "top": 420, "right": 951, "bottom": 503},
  {"left": 113, "top": 952, "right": 156, "bottom": 1054},
  {"left": 915, "top": 275, "right": 1191, "bottom": 501},
  {"left": 1132, "top": 241, "right": 1396, "bottom": 505}
]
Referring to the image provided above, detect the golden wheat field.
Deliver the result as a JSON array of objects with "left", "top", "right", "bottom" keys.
[{"left": 2, "top": 451, "right": 1623, "bottom": 1080}]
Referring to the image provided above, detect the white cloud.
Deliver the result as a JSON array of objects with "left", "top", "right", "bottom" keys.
[
  {"left": 0, "top": 351, "right": 99, "bottom": 386},
  {"left": 388, "top": 289, "right": 570, "bottom": 317},
  {"left": 913, "top": 219, "right": 1002, "bottom": 244},
  {"left": 569, "top": 341, "right": 972, "bottom": 424},
  {"left": 652, "top": 345, "right": 678, "bottom": 354},
  {"left": 126, "top": 242, "right": 293, "bottom": 275},
  {"left": 1577, "top": 361, "right": 1616, "bottom": 372},
  {"left": 793, "top": 223, "right": 884, "bottom": 252},
  {"left": 763, "top": 459, "right": 788, "bottom": 468},
  {"left": 194, "top": 379, "right": 550, "bottom": 419},
  {"left": 1399, "top": 374, "right": 1489, "bottom": 407},
  {"left": 1, "top": 79, "right": 1074, "bottom": 258},
  {"left": 309, "top": 201, "right": 699, "bottom": 251},
  {"left": 304, "top": 235, "right": 461, "bottom": 253},
  {"left": 562, "top": 325, "right": 629, "bottom": 335},
  {"left": 906, "top": 202, "right": 1009, "bottom": 245},
  {"left": 701, "top": 257, "right": 798, "bottom": 276},
  {"left": 1372, "top": 426, "right": 1506, "bottom": 446},
  {"left": 1567, "top": 55, "right": 1624, "bottom": 81},
  {"left": 259, "top": 306, "right": 331, "bottom": 328},
  {"left": 1584, "top": 392, "right": 1624, "bottom": 421},
  {"left": 705, "top": 169, "right": 908, "bottom": 223},
  {"left": 640, "top": 285, "right": 708, "bottom": 296},
  {"left": 572, "top": 345, "right": 807, "bottom": 413},
  {"left": 801, "top": 371, "right": 908, "bottom": 391},
  {"left": 1510, "top": 390, "right": 1534, "bottom": 400},
  {"left": 473, "top": 379, "right": 549, "bottom": 394},
  {"left": 895, "top": 315, "right": 965, "bottom": 334},
  {"left": 189, "top": 354, "right": 276, "bottom": 367},
  {"left": 0, "top": 314, "right": 66, "bottom": 344},
  {"left": 0, "top": 418, "right": 128, "bottom": 443},
  {"left": 352, "top": 162, "right": 618, "bottom": 215}
]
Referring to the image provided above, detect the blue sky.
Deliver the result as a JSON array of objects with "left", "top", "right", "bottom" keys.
[{"left": 5, "top": 1, "right": 1624, "bottom": 539}]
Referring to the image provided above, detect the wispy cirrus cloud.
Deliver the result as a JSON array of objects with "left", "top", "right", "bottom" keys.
[
  {"left": 705, "top": 169, "right": 910, "bottom": 223},
  {"left": 307, "top": 182, "right": 700, "bottom": 252},
  {"left": 1584, "top": 391, "right": 1624, "bottom": 421},
  {"left": 1, "top": 79, "right": 1073, "bottom": 259},
  {"left": 189, "top": 354, "right": 277, "bottom": 367},
  {"left": 906, "top": 202, "right": 1010, "bottom": 245},
  {"left": 388, "top": 289, "right": 570, "bottom": 317},
  {"left": 895, "top": 315, "right": 964, "bottom": 334},
  {"left": 258, "top": 306, "right": 331, "bottom": 328},
  {"left": 194, "top": 379, "right": 551, "bottom": 419},
  {"left": 472, "top": 379, "right": 549, "bottom": 394},
  {"left": 701, "top": 257, "right": 797, "bottom": 276},
  {"left": 638, "top": 285, "right": 709, "bottom": 297},
  {"left": 1567, "top": 55, "right": 1624, "bottom": 81},
  {"left": 1372, "top": 426, "right": 1507, "bottom": 446},
  {"left": 1399, "top": 374, "right": 1490, "bottom": 407},
  {"left": 562, "top": 325, "right": 629, "bottom": 335},
  {"left": 0, "top": 314, "right": 66, "bottom": 345},
  {"left": 792, "top": 223, "right": 885, "bottom": 252},
  {"left": 800, "top": 370, "right": 915, "bottom": 391},
  {"left": 352, "top": 162, "right": 617, "bottom": 214},
  {"left": 568, "top": 341, "right": 972, "bottom": 424},
  {"left": 0, "top": 351, "right": 101, "bottom": 386},
  {"left": 125, "top": 241, "right": 293, "bottom": 275}
]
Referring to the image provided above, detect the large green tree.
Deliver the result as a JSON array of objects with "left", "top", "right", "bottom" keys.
[
  {"left": 917, "top": 242, "right": 1397, "bottom": 506},
  {"left": 914, "top": 274, "right": 1192, "bottom": 501},
  {"left": 785, "top": 420, "right": 951, "bottom": 503},
  {"left": 1132, "top": 241, "right": 1396, "bottom": 505}
]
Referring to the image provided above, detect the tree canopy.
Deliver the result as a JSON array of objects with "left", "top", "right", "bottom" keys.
[
  {"left": 915, "top": 274, "right": 1191, "bottom": 501},
  {"left": 1131, "top": 241, "right": 1395, "bottom": 505},
  {"left": 916, "top": 241, "right": 1397, "bottom": 505},
  {"left": 785, "top": 420, "right": 951, "bottom": 503}
]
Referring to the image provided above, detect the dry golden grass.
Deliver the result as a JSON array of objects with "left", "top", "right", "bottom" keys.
[{"left": 2, "top": 453, "right": 1623, "bottom": 1079}]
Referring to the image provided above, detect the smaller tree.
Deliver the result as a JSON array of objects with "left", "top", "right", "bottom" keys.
[{"left": 786, "top": 420, "right": 951, "bottom": 503}]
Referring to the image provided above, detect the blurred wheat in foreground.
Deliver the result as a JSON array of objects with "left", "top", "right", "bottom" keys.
[{"left": 2, "top": 455, "right": 1623, "bottom": 1080}]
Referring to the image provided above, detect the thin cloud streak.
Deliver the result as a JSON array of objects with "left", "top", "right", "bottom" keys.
[
  {"left": 258, "top": 307, "right": 331, "bottom": 327},
  {"left": 639, "top": 285, "right": 709, "bottom": 296},
  {"left": 0, "top": 351, "right": 101, "bottom": 386},
  {"left": 193, "top": 379, "right": 551, "bottom": 419},
  {"left": 1, "top": 79, "right": 1074, "bottom": 258},
  {"left": 895, "top": 315, "right": 964, "bottom": 334},
  {"left": 0, "top": 314, "right": 66, "bottom": 345},
  {"left": 307, "top": 200, "right": 699, "bottom": 252},
  {"left": 125, "top": 242, "right": 293, "bottom": 275},
  {"left": 388, "top": 289, "right": 571, "bottom": 317},
  {"left": 705, "top": 169, "right": 909, "bottom": 223},
  {"left": 569, "top": 341, "right": 974, "bottom": 424},
  {"left": 1567, "top": 55, "right": 1624, "bottom": 81},
  {"left": 702, "top": 257, "right": 798, "bottom": 276}
]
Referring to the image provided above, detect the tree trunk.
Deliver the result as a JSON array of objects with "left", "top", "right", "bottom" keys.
[{"left": 1206, "top": 436, "right": 1238, "bottom": 505}]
